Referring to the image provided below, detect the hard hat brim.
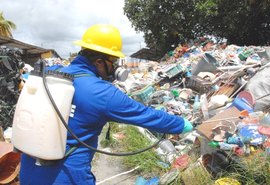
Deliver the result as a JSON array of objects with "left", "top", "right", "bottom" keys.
[{"left": 74, "top": 40, "right": 125, "bottom": 58}]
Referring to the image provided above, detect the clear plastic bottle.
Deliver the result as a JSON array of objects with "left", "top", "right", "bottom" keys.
[
  {"left": 192, "top": 95, "right": 201, "bottom": 114},
  {"left": 200, "top": 94, "right": 209, "bottom": 120}
]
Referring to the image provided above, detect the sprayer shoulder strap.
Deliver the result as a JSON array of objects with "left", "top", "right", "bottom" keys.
[
  {"left": 63, "top": 73, "right": 95, "bottom": 158},
  {"left": 55, "top": 67, "right": 95, "bottom": 78},
  {"left": 54, "top": 64, "right": 94, "bottom": 158},
  {"left": 64, "top": 146, "right": 78, "bottom": 157},
  {"left": 74, "top": 73, "right": 94, "bottom": 78}
]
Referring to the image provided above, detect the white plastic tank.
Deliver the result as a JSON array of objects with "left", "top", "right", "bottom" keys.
[{"left": 12, "top": 66, "right": 75, "bottom": 160}]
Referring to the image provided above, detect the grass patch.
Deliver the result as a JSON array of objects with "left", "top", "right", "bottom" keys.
[
  {"left": 225, "top": 151, "right": 270, "bottom": 185},
  {"left": 120, "top": 126, "right": 167, "bottom": 175},
  {"left": 99, "top": 123, "right": 166, "bottom": 175},
  {"left": 181, "top": 162, "right": 214, "bottom": 185},
  {"left": 180, "top": 153, "right": 214, "bottom": 185},
  {"left": 99, "top": 123, "right": 270, "bottom": 184},
  {"left": 99, "top": 123, "right": 213, "bottom": 183}
]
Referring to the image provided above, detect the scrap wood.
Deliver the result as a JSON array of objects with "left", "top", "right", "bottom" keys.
[
  {"left": 209, "top": 82, "right": 238, "bottom": 99},
  {"left": 197, "top": 106, "right": 240, "bottom": 140}
]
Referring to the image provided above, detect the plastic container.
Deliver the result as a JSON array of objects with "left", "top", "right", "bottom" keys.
[
  {"left": 0, "top": 142, "right": 21, "bottom": 184},
  {"left": 239, "top": 49, "right": 254, "bottom": 61},
  {"left": 186, "top": 75, "right": 212, "bottom": 94},
  {"left": 158, "top": 139, "right": 177, "bottom": 154},
  {"left": 164, "top": 64, "right": 183, "bottom": 78},
  {"left": 256, "top": 47, "right": 270, "bottom": 60},
  {"left": 158, "top": 139, "right": 177, "bottom": 163},
  {"left": 148, "top": 90, "right": 172, "bottom": 104},
  {"left": 191, "top": 53, "right": 219, "bottom": 75},
  {"left": 231, "top": 97, "right": 254, "bottom": 113},
  {"left": 12, "top": 71, "right": 74, "bottom": 160},
  {"left": 215, "top": 177, "right": 241, "bottom": 185},
  {"left": 131, "top": 85, "right": 155, "bottom": 104}
]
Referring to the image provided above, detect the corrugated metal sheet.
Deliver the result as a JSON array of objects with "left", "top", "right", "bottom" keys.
[{"left": 0, "top": 36, "right": 50, "bottom": 55}]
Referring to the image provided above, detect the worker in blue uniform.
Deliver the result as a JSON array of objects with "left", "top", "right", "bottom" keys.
[{"left": 19, "top": 24, "right": 193, "bottom": 185}]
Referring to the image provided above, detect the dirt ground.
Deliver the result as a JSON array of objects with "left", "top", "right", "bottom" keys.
[{"left": 92, "top": 148, "right": 138, "bottom": 185}]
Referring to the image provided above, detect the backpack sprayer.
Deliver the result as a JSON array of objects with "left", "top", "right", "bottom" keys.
[{"left": 12, "top": 60, "right": 165, "bottom": 165}]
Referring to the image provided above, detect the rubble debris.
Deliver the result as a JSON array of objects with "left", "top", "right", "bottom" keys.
[
  {"left": 2, "top": 37, "right": 270, "bottom": 184},
  {"left": 0, "top": 47, "right": 25, "bottom": 130},
  {"left": 116, "top": 41, "right": 270, "bottom": 184}
]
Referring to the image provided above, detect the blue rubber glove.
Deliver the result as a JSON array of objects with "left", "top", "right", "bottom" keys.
[{"left": 182, "top": 118, "right": 193, "bottom": 134}]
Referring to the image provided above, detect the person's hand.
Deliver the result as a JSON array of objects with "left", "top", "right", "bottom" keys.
[{"left": 182, "top": 118, "right": 193, "bottom": 134}]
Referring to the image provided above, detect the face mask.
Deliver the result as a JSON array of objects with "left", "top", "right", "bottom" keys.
[
  {"left": 104, "top": 59, "right": 129, "bottom": 82},
  {"left": 114, "top": 67, "right": 129, "bottom": 82},
  {"left": 105, "top": 65, "right": 129, "bottom": 82}
]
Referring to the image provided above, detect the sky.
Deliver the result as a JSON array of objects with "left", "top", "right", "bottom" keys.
[{"left": 0, "top": 0, "right": 146, "bottom": 59}]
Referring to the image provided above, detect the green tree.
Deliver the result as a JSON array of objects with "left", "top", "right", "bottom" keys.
[
  {"left": 124, "top": 0, "right": 270, "bottom": 54},
  {"left": 124, "top": 0, "right": 200, "bottom": 54},
  {"left": 197, "top": 0, "right": 270, "bottom": 45},
  {"left": 0, "top": 11, "right": 16, "bottom": 38}
]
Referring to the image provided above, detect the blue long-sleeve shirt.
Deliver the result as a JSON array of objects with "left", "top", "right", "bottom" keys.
[{"left": 20, "top": 55, "right": 185, "bottom": 185}]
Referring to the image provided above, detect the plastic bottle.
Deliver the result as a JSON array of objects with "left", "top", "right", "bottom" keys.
[
  {"left": 171, "top": 89, "right": 179, "bottom": 98},
  {"left": 219, "top": 142, "right": 238, "bottom": 150},
  {"left": 200, "top": 94, "right": 209, "bottom": 119},
  {"left": 12, "top": 62, "right": 75, "bottom": 160},
  {"left": 192, "top": 95, "right": 201, "bottom": 114},
  {"left": 227, "top": 137, "right": 244, "bottom": 147},
  {"left": 208, "top": 141, "right": 219, "bottom": 148},
  {"left": 158, "top": 139, "right": 177, "bottom": 163}
]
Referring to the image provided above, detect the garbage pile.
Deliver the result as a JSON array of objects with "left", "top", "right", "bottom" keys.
[
  {"left": 115, "top": 41, "right": 270, "bottom": 184},
  {"left": 1, "top": 40, "right": 270, "bottom": 184},
  {"left": 44, "top": 57, "right": 69, "bottom": 67},
  {"left": 0, "top": 47, "right": 25, "bottom": 130},
  {"left": 0, "top": 47, "right": 24, "bottom": 185}
]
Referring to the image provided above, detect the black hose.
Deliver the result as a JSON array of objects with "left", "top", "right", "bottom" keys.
[{"left": 41, "top": 61, "right": 165, "bottom": 156}]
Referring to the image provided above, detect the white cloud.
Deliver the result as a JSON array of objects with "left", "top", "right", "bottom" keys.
[{"left": 0, "top": 0, "right": 146, "bottom": 58}]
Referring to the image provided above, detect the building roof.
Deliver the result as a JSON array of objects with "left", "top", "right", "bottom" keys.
[
  {"left": 0, "top": 35, "right": 54, "bottom": 56},
  {"left": 130, "top": 48, "right": 164, "bottom": 61}
]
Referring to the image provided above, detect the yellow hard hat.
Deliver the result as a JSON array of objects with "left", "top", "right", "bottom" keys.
[{"left": 74, "top": 24, "right": 125, "bottom": 58}]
